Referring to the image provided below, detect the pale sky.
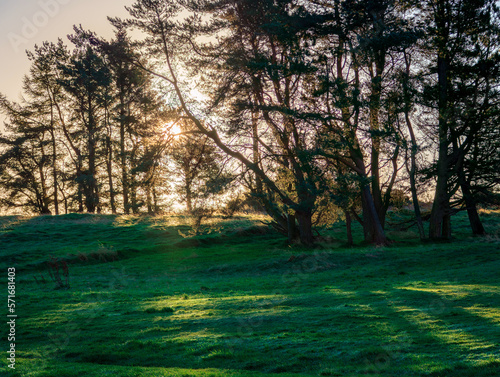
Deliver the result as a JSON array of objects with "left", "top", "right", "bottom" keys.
[{"left": 0, "top": 0, "right": 135, "bottom": 103}]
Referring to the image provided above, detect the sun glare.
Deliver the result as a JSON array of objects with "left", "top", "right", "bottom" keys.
[
  {"left": 163, "top": 121, "right": 182, "bottom": 141},
  {"left": 170, "top": 123, "right": 182, "bottom": 136}
]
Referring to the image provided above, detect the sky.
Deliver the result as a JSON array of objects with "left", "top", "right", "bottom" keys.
[{"left": 0, "top": 0, "right": 135, "bottom": 104}]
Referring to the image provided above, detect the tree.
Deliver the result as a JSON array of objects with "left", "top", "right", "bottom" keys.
[
  {"left": 99, "top": 27, "right": 159, "bottom": 214},
  {"left": 117, "top": 0, "right": 327, "bottom": 245},
  {"left": 421, "top": 0, "right": 500, "bottom": 238},
  {"left": 167, "top": 118, "right": 233, "bottom": 221},
  {"left": 19, "top": 40, "right": 85, "bottom": 214},
  {"left": 303, "top": 0, "right": 393, "bottom": 244},
  {"left": 397, "top": 48, "right": 426, "bottom": 239},
  {"left": 58, "top": 27, "right": 113, "bottom": 213},
  {"left": 0, "top": 96, "right": 53, "bottom": 214},
  {"left": 23, "top": 44, "right": 65, "bottom": 215}
]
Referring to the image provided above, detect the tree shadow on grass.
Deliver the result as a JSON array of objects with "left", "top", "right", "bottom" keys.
[
  {"left": 342, "top": 287, "right": 500, "bottom": 376},
  {"left": 423, "top": 360, "right": 500, "bottom": 377},
  {"left": 393, "top": 287, "right": 500, "bottom": 352}
]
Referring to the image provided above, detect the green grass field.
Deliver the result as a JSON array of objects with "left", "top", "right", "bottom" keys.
[{"left": 1, "top": 211, "right": 499, "bottom": 377}]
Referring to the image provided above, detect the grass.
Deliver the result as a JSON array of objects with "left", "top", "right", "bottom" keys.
[{"left": 0, "top": 210, "right": 499, "bottom": 376}]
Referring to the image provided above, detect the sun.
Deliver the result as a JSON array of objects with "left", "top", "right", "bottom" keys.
[
  {"left": 170, "top": 122, "right": 182, "bottom": 136},
  {"left": 162, "top": 121, "right": 183, "bottom": 141}
]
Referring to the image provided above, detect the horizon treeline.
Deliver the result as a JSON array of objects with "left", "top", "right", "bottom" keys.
[{"left": 1, "top": 0, "right": 499, "bottom": 246}]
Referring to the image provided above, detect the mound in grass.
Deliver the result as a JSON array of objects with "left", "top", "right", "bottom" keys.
[{"left": 144, "top": 306, "right": 175, "bottom": 314}]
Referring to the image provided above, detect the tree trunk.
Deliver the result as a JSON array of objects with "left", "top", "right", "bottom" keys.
[
  {"left": 429, "top": 168, "right": 451, "bottom": 240},
  {"left": 429, "top": 52, "right": 451, "bottom": 239},
  {"left": 76, "top": 156, "right": 84, "bottom": 213},
  {"left": 287, "top": 213, "right": 298, "bottom": 244},
  {"left": 50, "top": 119, "right": 59, "bottom": 215},
  {"left": 77, "top": 178, "right": 84, "bottom": 213},
  {"left": 368, "top": 18, "right": 388, "bottom": 228},
  {"left": 38, "top": 141, "right": 52, "bottom": 215},
  {"left": 408, "top": 158, "right": 425, "bottom": 240},
  {"left": 58, "top": 181, "right": 69, "bottom": 215},
  {"left": 370, "top": 100, "right": 384, "bottom": 227},
  {"left": 153, "top": 186, "right": 159, "bottom": 214},
  {"left": 63, "top": 194, "right": 68, "bottom": 214},
  {"left": 104, "top": 99, "right": 116, "bottom": 215},
  {"left": 86, "top": 104, "right": 98, "bottom": 213},
  {"left": 461, "top": 182, "right": 485, "bottom": 235},
  {"left": 146, "top": 185, "right": 153, "bottom": 215},
  {"left": 295, "top": 210, "right": 314, "bottom": 246},
  {"left": 429, "top": 2, "right": 452, "bottom": 240},
  {"left": 38, "top": 169, "right": 52, "bottom": 215},
  {"left": 429, "top": 178, "right": 451, "bottom": 240},
  {"left": 120, "top": 92, "right": 130, "bottom": 214},
  {"left": 252, "top": 111, "right": 263, "bottom": 195},
  {"left": 404, "top": 110, "right": 425, "bottom": 240},
  {"left": 361, "top": 185, "right": 388, "bottom": 245},
  {"left": 130, "top": 180, "right": 138, "bottom": 214},
  {"left": 402, "top": 52, "right": 425, "bottom": 240},
  {"left": 186, "top": 183, "right": 193, "bottom": 214},
  {"left": 106, "top": 135, "right": 117, "bottom": 214},
  {"left": 351, "top": 151, "right": 388, "bottom": 245},
  {"left": 345, "top": 209, "right": 353, "bottom": 247}
]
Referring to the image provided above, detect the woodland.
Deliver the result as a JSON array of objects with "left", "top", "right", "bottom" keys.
[{"left": 1, "top": 0, "right": 499, "bottom": 246}]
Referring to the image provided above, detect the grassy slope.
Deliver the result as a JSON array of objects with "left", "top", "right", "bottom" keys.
[{"left": 0, "top": 211, "right": 499, "bottom": 377}]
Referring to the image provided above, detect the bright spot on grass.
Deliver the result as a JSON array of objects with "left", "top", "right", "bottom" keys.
[
  {"left": 393, "top": 304, "right": 498, "bottom": 353},
  {"left": 463, "top": 307, "right": 500, "bottom": 323}
]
